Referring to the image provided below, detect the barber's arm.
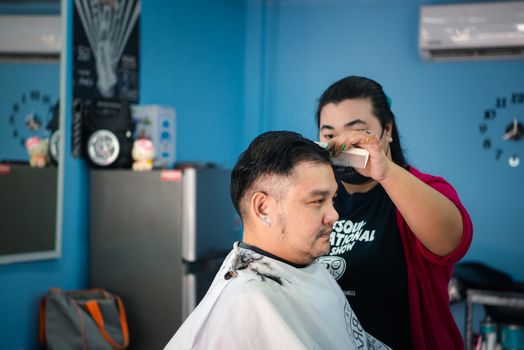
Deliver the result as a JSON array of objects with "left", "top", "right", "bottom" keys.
[
  {"left": 379, "top": 162, "right": 463, "bottom": 257},
  {"left": 330, "top": 131, "right": 464, "bottom": 257}
]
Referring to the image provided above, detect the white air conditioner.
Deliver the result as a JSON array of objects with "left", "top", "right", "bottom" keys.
[
  {"left": 0, "top": 15, "right": 62, "bottom": 60},
  {"left": 419, "top": 1, "right": 524, "bottom": 61}
]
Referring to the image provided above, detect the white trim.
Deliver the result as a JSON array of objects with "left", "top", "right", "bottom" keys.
[
  {"left": 0, "top": 251, "right": 59, "bottom": 265},
  {"left": 181, "top": 273, "right": 196, "bottom": 321},
  {"left": 182, "top": 168, "right": 197, "bottom": 262},
  {"left": 55, "top": 0, "right": 67, "bottom": 262}
]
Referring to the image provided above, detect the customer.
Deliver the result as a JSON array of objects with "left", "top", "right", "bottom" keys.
[
  {"left": 164, "top": 130, "right": 390, "bottom": 350},
  {"left": 316, "top": 75, "right": 473, "bottom": 349}
]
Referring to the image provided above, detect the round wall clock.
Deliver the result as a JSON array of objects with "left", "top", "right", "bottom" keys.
[
  {"left": 8, "top": 90, "right": 55, "bottom": 148},
  {"left": 479, "top": 92, "right": 524, "bottom": 168}
]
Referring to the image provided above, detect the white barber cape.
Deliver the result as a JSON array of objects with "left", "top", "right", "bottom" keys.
[{"left": 164, "top": 242, "right": 391, "bottom": 350}]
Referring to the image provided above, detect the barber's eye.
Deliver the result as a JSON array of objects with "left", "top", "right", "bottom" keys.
[{"left": 324, "top": 134, "right": 334, "bottom": 139}]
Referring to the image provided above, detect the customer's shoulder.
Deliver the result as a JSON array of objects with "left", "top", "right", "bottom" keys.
[{"left": 213, "top": 272, "right": 285, "bottom": 314}]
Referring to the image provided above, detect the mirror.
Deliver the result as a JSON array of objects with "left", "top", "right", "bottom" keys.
[{"left": 0, "top": 2, "right": 63, "bottom": 264}]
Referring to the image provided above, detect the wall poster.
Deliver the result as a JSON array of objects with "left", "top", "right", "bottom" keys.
[{"left": 72, "top": 0, "right": 140, "bottom": 158}]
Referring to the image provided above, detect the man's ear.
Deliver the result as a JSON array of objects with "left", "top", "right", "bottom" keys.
[{"left": 251, "top": 191, "right": 271, "bottom": 226}]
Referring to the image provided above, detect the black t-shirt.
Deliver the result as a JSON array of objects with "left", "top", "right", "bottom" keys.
[{"left": 319, "top": 183, "right": 412, "bottom": 349}]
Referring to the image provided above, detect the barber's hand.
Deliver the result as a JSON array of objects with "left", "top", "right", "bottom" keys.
[{"left": 326, "top": 130, "right": 393, "bottom": 182}]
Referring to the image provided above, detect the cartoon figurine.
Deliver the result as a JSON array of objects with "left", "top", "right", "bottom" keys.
[
  {"left": 132, "top": 138, "right": 154, "bottom": 171},
  {"left": 25, "top": 136, "right": 49, "bottom": 168}
]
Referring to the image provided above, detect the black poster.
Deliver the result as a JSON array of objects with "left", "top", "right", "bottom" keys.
[{"left": 72, "top": 0, "right": 140, "bottom": 157}]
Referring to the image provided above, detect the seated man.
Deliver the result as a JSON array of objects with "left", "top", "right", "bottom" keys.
[{"left": 164, "top": 131, "right": 390, "bottom": 350}]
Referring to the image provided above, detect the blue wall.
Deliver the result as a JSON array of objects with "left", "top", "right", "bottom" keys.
[
  {"left": 244, "top": 0, "right": 524, "bottom": 281},
  {"left": 0, "top": 0, "right": 246, "bottom": 348},
  {"left": 140, "top": 0, "right": 246, "bottom": 167},
  {"left": 1, "top": 0, "right": 523, "bottom": 347}
]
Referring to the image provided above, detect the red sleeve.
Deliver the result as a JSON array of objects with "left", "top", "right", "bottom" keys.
[{"left": 409, "top": 168, "right": 473, "bottom": 266}]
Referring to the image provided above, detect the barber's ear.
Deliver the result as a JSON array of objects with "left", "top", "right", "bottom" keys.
[
  {"left": 385, "top": 122, "right": 393, "bottom": 143},
  {"left": 251, "top": 191, "right": 272, "bottom": 226}
]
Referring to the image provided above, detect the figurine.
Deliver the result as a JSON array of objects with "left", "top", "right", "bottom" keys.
[
  {"left": 132, "top": 138, "right": 154, "bottom": 171},
  {"left": 25, "top": 136, "right": 49, "bottom": 168}
]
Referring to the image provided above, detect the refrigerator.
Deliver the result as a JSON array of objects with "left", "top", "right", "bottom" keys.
[{"left": 89, "top": 166, "right": 240, "bottom": 350}]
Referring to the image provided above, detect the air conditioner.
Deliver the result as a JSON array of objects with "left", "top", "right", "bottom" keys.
[
  {"left": 0, "top": 15, "right": 62, "bottom": 61},
  {"left": 419, "top": 1, "right": 524, "bottom": 61}
]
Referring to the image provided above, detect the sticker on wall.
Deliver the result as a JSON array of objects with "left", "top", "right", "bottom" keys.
[{"left": 479, "top": 92, "right": 524, "bottom": 168}]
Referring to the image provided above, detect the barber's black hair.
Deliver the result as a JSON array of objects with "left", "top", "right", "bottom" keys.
[
  {"left": 230, "top": 130, "right": 331, "bottom": 216},
  {"left": 316, "top": 76, "right": 408, "bottom": 167}
]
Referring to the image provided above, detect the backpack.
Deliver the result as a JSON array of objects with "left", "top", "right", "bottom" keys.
[{"left": 39, "top": 288, "right": 130, "bottom": 350}]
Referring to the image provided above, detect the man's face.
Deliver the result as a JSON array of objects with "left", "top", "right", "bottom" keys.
[{"left": 273, "top": 161, "right": 339, "bottom": 265}]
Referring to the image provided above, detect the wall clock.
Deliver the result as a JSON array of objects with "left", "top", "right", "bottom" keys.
[
  {"left": 8, "top": 90, "right": 55, "bottom": 148},
  {"left": 479, "top": 92, "right": 524, "bottom": 168}
]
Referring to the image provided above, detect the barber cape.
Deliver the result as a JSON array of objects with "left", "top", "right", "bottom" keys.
[{"left": 164, "top": 242, "right": 391, "bottom": 350}]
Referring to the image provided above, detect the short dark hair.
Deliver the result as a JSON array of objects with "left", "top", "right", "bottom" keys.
[
  {"left": 316, "top": 76, "right": 408, "bottom": 167},
  {"left": 230, "top": 131, "right": 331, "bottom": 216}
]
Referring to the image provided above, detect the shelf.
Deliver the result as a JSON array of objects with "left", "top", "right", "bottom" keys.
[{"left": 465, "top": 289, "right": 524, "bottom": 350}]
